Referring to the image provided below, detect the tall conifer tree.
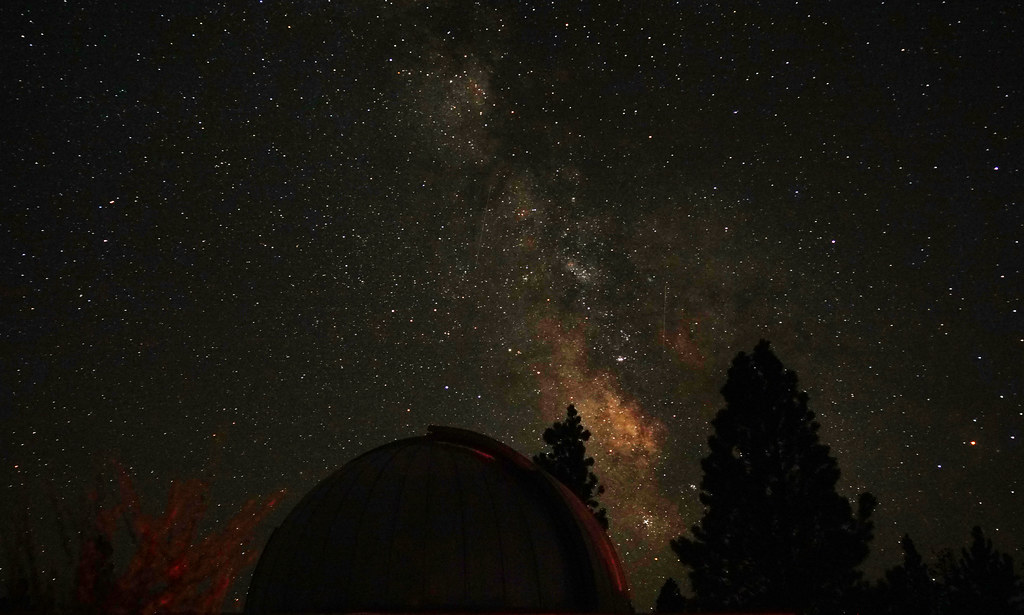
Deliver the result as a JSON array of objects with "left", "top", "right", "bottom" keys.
[
  {"left": 938, "top": 526, "right": 1023, "bottom": 614},
  {"left": 876, "top": 534, "right": 938, "bottom": 615},
  {"left": 671, "top": 340, "right": 875, "bottom": 614},
  {"left": 534, "top": 404, "right": 609, "bottom": 529}
]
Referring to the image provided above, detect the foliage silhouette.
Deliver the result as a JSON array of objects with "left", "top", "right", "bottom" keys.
[
  {"left": 671, "top": 340, "right": 875, "bottom": 614},
  {"left": 534, "top": 404, "right": 609, "bottom": 529},
  {"left": 936, "top": 526, "right": 1023, "bottom": 615},
  {"left": 654, "top": 577, "right": 688, "bottom": 613},
  {"left": 0, "top": 501, "right": 61, "bottom": 612},
  {"left": 881, "top": 534, "right": 937, "bottom": 614},
  {"left": 867, "top": 527, "right": 1023, "bottom": 615}
]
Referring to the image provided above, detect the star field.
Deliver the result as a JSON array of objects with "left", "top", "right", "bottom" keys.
[{"left": 3, "top": 2, "right": 1022, "bottom": 608}]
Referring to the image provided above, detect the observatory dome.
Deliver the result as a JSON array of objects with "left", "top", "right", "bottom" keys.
[{"left": 245, "top": 426, "right": 630, "bottom": 613}]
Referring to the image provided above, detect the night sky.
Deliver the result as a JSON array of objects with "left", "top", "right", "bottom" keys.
[{"left": 3, "top": 1, "right": 1022, "bottom": 609}]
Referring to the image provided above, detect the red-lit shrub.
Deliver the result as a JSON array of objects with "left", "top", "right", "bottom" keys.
[{"left": 72, "top": 466, "right": 283, "bottom": 614}]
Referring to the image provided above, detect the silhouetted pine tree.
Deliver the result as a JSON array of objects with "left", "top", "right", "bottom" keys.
[
  {"left": 671, "top": 340, "right": 876, "bottom": 614},
  {"left": 937, "top": 526, "right": 1023, "bottom": 615},
  {"left": 534, "top": 404, "right": 608, "bottom": 529},
  {"left": 875, "top": 534, "right": 938, "bottom": 615},
  {"left": 654, "top": 577, "right": 688, "bottom": 612}
]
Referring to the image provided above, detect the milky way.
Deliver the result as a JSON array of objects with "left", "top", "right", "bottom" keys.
[{"left": 3, "top": 2, "right": 1022, "bottom": 608}]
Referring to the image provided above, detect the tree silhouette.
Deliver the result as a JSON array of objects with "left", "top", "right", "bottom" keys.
[
  {"left": 654, "top": 577, "right": 688, "bottom": 613},
  {"left": 874, "top": 534, "right": 938, "bottom": 615},
  {"left": 937, "top": 526, "right": 1023, "bottom": 615},
  {"left": 671, "top": 340, "right": 876, "bottom": 614},
  {"left": 534, "top": 404, "right": 609, "bottom": 529}
]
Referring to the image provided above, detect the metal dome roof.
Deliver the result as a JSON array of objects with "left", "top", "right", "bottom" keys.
[{"left": 245, "top": 426, "right": 631, "bottom": 613}]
